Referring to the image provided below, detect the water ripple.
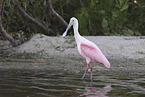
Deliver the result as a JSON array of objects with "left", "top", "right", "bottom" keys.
[{"left": 0, "top": 70, "right": 145, "bottom": 97}]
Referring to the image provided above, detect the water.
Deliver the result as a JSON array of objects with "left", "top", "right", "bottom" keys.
[{"left": 0, "top": 69, "right": 145, "bottom": 97}]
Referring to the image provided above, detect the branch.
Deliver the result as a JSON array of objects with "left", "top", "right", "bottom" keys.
[
  {"left": 48, "top": 0, "right": 68, "bottom": 27},
  {"left": 12, "top": 1, "right": 55, "bottom": 35},
  {"left": 0, "top": 0, "right": 22, "bottom": 46},
  {"left": 80, "top": 0, "right": 84, "bottom": 8}
]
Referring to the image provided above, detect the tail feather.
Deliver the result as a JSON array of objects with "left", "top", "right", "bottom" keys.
[
  {"left": 99, "top": 54, "right": 111, "bottom": 68},
  {"left": 104, "top": 60, "right": 111, "bottom": 68}
]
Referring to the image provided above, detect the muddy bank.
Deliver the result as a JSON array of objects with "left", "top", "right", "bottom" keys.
[{"left": 0, "top": 34, "right": 145, "bottom": 74}]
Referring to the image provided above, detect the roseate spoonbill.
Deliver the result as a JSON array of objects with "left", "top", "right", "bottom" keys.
[{"left": 62, "top": 17, "right": 110, "bottom": 80}]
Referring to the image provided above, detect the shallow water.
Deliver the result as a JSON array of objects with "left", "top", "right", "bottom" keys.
[{"left": 0, "top": 69, "right": 145, "bottom": 97}]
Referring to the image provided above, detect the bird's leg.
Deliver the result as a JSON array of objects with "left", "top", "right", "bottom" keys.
[
  {"left": 81, "top": 64, "right": 88, "bottom": 80},
  {"left": 90, "top": 70, "right": 93, "bottom": 81},
  {"left": 90, "top": 63, "right": 93, "bottom": 81}
]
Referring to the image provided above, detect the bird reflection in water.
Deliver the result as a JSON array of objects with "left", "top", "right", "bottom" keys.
[{"left": 77, "top": 80, "right": 112, "bottom": 97}]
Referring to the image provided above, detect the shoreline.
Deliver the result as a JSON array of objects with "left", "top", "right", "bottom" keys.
[{"left": 0, "top": 34, "right": 145, "bottom": 74}]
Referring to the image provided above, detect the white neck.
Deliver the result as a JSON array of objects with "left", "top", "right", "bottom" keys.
[{"left": 73, "top": 21, "right": 80, "bottom": 38}]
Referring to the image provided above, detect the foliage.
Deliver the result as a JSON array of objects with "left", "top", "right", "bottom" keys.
[
  {"left": 128, "top": 0, "right": 145, "bottom": 35},
  {"left": 76, "top": 0, "right": 136, "bottom": 35},
  {"left": 1, "top": 0, "right": 145, "bottom": 36}
]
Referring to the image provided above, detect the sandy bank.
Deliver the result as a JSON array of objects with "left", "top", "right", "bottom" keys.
[
  {"left": 0, "top": 34, "right": 145, "bottom": 74},
  {"left": 9, "top": 34, "right": 145, "bottom": 59}
]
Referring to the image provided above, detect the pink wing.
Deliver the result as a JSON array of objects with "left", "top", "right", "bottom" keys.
[{"left": 80, "top": 43, "right": 110, "bottom": 68}]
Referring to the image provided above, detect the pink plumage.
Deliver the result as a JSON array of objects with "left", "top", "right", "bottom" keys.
[
  {"left": 62, "top": 17, "right": 110, "bottom": 80},
  {"left": 80, "top": 43, "right": 110, "bottom": 68}
]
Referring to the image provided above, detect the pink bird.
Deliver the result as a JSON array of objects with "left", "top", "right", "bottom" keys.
[{"left": 62, "top": 17, "right": 110, "bottom": 80}]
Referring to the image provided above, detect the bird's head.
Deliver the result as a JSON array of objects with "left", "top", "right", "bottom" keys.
[
  {"left": 62, "top": 17, "right": 78, "bottom": 37},
  {"left": 70, "top": 17, "right": 78, "bottom": 25}
]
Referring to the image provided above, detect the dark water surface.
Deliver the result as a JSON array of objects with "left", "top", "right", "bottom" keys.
[{"left": 0, "top": 69, "right": 145, "bottom": 97}]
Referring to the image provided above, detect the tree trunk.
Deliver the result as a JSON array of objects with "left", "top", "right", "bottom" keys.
[
  {"left": 0, "top": 0, "right": 23, "bottom": 47},
  {"left": 48, "top": 0, "right": 68, "bottom": 27},
  {"left": 12, "top": 1, "right": 55, "bottom": 36}
]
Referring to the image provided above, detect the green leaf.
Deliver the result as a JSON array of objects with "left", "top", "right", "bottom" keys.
[
  {"left": 102, "top": 18, "right": 108, "bottom": 28},
  {"left": 120, "top": 3, "right": 129, "bottom": 11},
  {"left": 123, "top": 28, "right": 134, "bottom": 36}
]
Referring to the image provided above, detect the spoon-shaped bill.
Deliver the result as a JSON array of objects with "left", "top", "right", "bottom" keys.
[
  {"left": 62, "top": 20, "right": 73, "bottom": 37},
  {"left": 62, "top": 31, "right": 67, "bottom": 37}
]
